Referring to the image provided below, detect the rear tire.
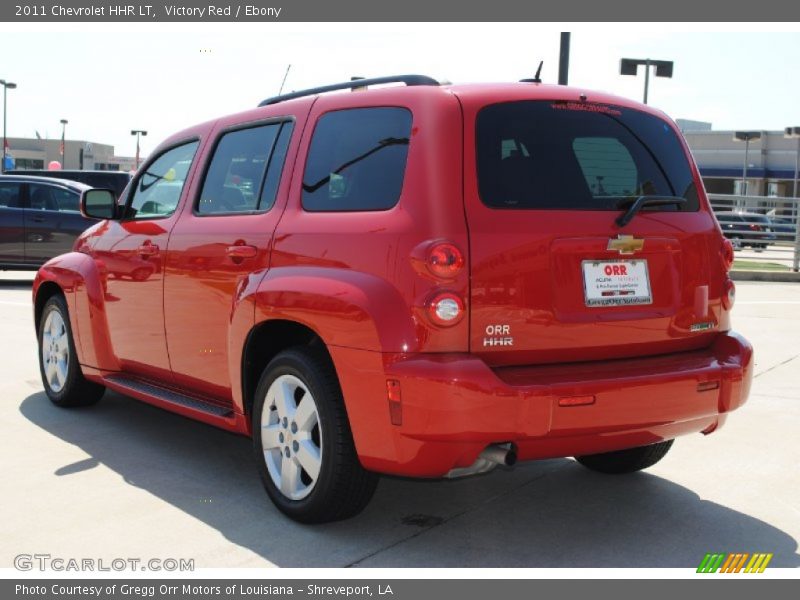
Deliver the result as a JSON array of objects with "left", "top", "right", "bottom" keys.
[
  {"left": 37, "top": 294, "right": 105, "bottom": 407},
  {"left": 575, "top": 440, "right": 674, "bottom": 474},
  {"left": 252, "top": 347, "right": 378, "bottom": 523}
]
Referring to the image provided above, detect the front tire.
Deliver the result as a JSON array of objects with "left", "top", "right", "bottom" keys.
[
  {"left": 37, "top": 294, "right": 105, "bottom": 407},
  {"left": 252, "top": 347, "right": 378, "bottom": 523},
  {"left": 575, "top": 440, "right": 674, "bottom": 474}
]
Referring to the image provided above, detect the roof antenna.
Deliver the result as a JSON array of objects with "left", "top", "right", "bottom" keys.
[
  {"left": 520, "top": 61, "right": 544, "bottom": 84},
  {"left": 278, "top": 64, "right": 291, "bottom": 95}
]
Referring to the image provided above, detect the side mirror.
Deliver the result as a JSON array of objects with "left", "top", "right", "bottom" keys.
[{"left": 81, "top": 189, "right": 118, "bottom": 220}]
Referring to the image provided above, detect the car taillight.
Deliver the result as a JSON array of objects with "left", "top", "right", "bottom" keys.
[
  {"left": 426, "top": 242, "right": 464, "bottom": 279},
  {"left": 749, "top": 223, "right": 762, "bottom": 232},
  {"left": 721, "top": 239, "right": 735, "bottom": 271},
  {"left": 426, "top": 292, "right": 465, "bottom": 326},
  {"left": 722, "top": 279, "right": 736, "bottom": 310}
]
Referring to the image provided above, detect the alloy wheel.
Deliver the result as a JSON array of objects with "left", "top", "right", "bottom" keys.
[
  {"left": 260, "top": 374, "right": 322, "bottom": 501},
  {"left": 41, "top": 310, "right": 70, "bottom": 393}
]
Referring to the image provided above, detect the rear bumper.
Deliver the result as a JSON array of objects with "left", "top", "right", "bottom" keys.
[{"left": 331, "top": 331, "right": 753, "bottom": 477}]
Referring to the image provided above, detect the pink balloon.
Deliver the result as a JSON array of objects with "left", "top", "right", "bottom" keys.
[{"left": 48, "top": 161, "right": 62, "bottom": 171}]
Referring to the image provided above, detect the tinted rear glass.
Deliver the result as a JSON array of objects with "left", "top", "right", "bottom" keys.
[
  {"left": 476, "top": 101, "right": 698, "bottom": 211},
  {"left": 302, "top": 107, "right": 412, "bottom": 212}
]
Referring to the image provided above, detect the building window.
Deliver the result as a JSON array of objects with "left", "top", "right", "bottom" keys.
[
  {"left": 734, "top": 180, "right": 749, "bottom": 196},
  {"left": 14, "top": 158, "right": 45, "bottom": 169}
]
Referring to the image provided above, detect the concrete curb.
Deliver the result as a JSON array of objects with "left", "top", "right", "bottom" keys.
[{"left": 731, "top": 270, "right": 800, "bottom": 282}]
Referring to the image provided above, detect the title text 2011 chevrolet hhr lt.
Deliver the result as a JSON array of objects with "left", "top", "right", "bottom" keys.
[{"left": 33, "top": 76, "right": 753, "bottom": 522}]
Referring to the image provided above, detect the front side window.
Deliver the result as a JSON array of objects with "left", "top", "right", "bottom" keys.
[
  {"left": 28, "top": 184, "right": 79, "bottom": 212},
  {"left": 197, "top": 121, "right": 293, "bottom": 215},
  {"left": 302, "top": 107, "right": 412, "bottom": 212},
  {"left": 476, "top": 101, "right": 698, "bottom": 211},
  {"left": 127, "top": 141, "right": 199, "bottom": 219},
  {"left": 0, "top": 182, "right": 22, "bottom": 208}
]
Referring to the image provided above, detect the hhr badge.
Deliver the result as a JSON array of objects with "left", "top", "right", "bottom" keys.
[
  {"left": 607, "top": 234, "right": 645, "bottom": 255},
  {"left": 484, "top": 324, "right": 513, "bottom": 347}
]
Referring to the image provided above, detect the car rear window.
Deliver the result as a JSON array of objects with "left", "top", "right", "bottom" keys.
[{"left": 476, "top": 101, "right": 698, "bottom": 211}]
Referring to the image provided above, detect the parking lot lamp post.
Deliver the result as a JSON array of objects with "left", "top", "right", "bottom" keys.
[
  {"left": 619, "top": 58, "right": 673, "bottom": 105},
  {"left": 787, "top": 127, "right": 800, "bottom": 272},
  {"left": 131, "top": 129, "right": 147, "bottom": 170},
  {"left": 60, "top": 119, "right": 68, "bottom": 169},
  {"left": 785, "top": 127, "right": 800, "bottom": 199},
  {"left": 733, "top": 131, "right": 761, "bottom": 199},
  {"left": 1, "top": 79, "right": 17, "bottom": 174}
]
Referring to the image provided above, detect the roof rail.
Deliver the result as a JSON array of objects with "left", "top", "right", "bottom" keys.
[{"left": 258, "top": 74, "right": 440, "bottom": 107}]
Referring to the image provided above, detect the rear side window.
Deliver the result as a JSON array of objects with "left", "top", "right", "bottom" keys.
[
  {"left": 476, "top": 101, "right": 698, "bottom": 211},
  {"left": 302, "top": 107, "right": 412, "bottom": 212},
  {"left": 198, "top": 121, "right": 293, "bottom": 215}
]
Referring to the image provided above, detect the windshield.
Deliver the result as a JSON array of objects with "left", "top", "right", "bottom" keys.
[{"left": 476, "top": 100, "right": 698, "bottom": 211}]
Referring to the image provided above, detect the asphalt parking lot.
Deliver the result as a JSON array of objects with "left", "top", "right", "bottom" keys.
[{"left": 0, "top": 271, "right": 798, "bottom": 569}]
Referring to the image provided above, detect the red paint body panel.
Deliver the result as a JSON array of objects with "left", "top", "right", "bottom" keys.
[
  {"left": 32, "top": 82, "right": 753, "bottom": 479},
  {"left": 330, "top": 331, "right": 752, "bottom": 476},
  {"left": 162, "top": 104, "right": 312, "bottom": 403},
  {"left": 456, "top": 86, "right": 729, "bottom": 367},
  {"left": 269, "top": 88, "right": 469, "bottom": 354}
]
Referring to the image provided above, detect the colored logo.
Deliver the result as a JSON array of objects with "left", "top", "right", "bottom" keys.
[
  {"left": 607, "top": 235, "right": 645, "bottom": 255},
  {"left": 697, "top": 553, "right": 773, "bottom": 573}
]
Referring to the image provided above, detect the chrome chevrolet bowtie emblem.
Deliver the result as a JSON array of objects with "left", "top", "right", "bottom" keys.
[{"left": 607, "top": 234, "right": 644, "bottom": 255}]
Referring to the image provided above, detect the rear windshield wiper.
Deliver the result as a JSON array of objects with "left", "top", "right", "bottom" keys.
[{"left": 615, "top": 195, "right": 686, "bottom": 227}]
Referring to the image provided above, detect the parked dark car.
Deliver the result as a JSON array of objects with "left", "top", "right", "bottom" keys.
[
  {"left": 765, "top": 215, "right": 797, "bottom": 240},
  {"left": 0, "top": 175, "right": 95, "bottom": 269},
  {"left": 7, "top": 170, "right": 131, "bottom": 198},
  {"left": 715, "top": 212, "right": 777, "bottom": 249}
]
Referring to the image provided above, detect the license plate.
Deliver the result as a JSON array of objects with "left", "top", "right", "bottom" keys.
[{"left": 582, "top": 260, "right": 652, "bottom": 307}]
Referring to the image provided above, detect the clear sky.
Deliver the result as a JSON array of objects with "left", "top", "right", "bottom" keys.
[{"left": 1, "top": 24, "right": 798, "bottom": 158}]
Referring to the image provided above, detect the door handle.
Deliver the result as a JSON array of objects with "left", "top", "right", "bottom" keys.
[
  {"left": 30, "top": 216, "right": 46, "bottom": 223},
  {"left": 225, "top": 244, "right": 258, "bottom": 260},
  {"left": 137, "top": 242, "right": 159, "bottom": 257}
]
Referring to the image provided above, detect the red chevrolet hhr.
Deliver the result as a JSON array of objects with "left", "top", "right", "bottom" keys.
[{"left": 33, "top": 75, "right": 753, "bottom": 522}]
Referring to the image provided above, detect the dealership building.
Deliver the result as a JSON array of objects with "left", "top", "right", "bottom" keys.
[
  {"left": 3, "top": 136, "right": 136, "bottom": 172},
  {"left": 677, "top": 121, "right": 800, "bottom": 199}
]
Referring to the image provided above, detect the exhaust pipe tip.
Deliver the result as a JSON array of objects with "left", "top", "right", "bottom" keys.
[
  {"left": 505, "top": 448, "right": 518, "bottom": 467},
  {"left": 479, "top": 443, "right": 518, "bottom": 467}
]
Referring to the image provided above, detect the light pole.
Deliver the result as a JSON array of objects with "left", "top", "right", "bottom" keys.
[
  {"left": 131, "top": 129, "right": 147, "bottom": 170},
  {"left": 558, "top": 32, "right": 571, "bottom": 85},
  {"left": 785, "top": 127, "right": 800, "bottom": 272},
  {"left": 620, "top": 58, "right": 673, "bottom": 104},
  {"left": 734, "top": 131, "right": 761, "bottom": 198},
  {"left": 785, "top": 127, "right": 800, "bottom": 199},
  {"left": 60, "top": 119, "right": 68, "bottom": 169},
  {"left": 1, "top": 79, "right": 17, "bottom": 174}
]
